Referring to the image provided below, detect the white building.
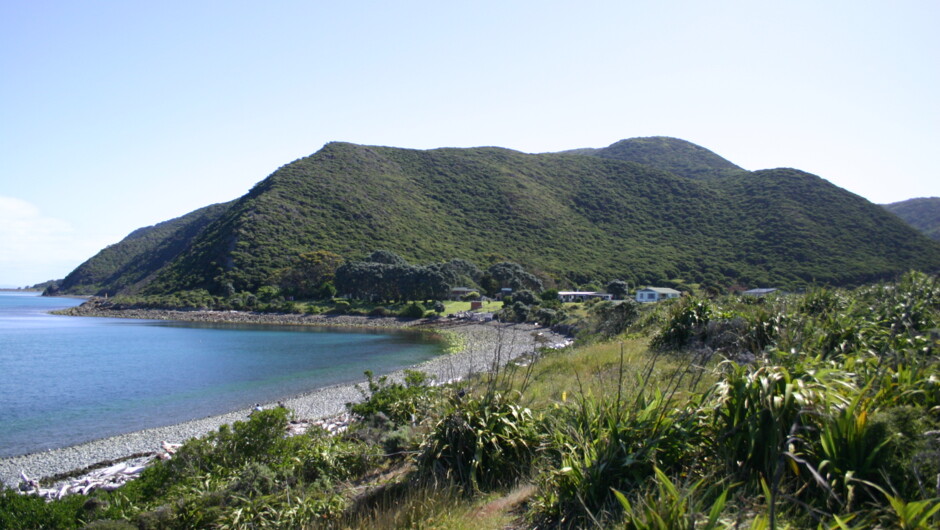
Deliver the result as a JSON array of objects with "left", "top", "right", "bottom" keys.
[
  {"left": 558, "top": 291, "right": 614, "bottom": 303},
  {"left": 743, "top": 288, "right": 778, "bottom": 296},
  {"left": 635, "top": 287, "right": 681, "bottom": 303}
]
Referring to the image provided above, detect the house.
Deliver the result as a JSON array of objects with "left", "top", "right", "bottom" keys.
[
  {"left": 449, "top": 287, "right": 476, "bottom": 300},
  {"left": 557, "top": 291, "right": 614, "bottom": 303},
  {"left": 743, "top": 288, "right": 778, "bottom": 296},
  {"left": 635, "top": 287, "right": 681, "bottom": 303}
]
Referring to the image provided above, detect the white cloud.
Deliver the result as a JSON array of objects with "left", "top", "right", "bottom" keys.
[{"left": 0, "top": 196, "right": 112, "bottom": 287}]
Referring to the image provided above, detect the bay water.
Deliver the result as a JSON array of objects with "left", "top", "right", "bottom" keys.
[{"left": 0, "top": 292, "right": 444, "bottom": 457}]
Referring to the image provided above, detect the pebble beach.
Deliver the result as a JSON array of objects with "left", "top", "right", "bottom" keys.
[{"left": 0, "top": 308, "right": 565, "bottom": 489}]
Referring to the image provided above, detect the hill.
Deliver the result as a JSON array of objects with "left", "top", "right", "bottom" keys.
[
  {"left": 56, "top": 139, "right": 940, "bottom": 297},
  {"left": 883, "top": 197, "right": 940, "bottom": 241},
  {"left": 54, "top": 202, "right": 232, "bottom": 295},
  {"left": 564, "top": 136, "right": 746, "bottom": 179}
]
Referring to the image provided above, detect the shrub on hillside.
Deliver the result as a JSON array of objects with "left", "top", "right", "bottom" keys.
[{"left": 419, "top": 392, "right": 540, "bottom": 492}]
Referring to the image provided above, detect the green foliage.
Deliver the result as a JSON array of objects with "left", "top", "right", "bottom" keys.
[
  {"left": 55, "top": 201, "right": 232, "bottom": 296},
  {"left": 349, "top": 370, "right": 438, "bottom": 426},
  {"left": 57, "top": 140, "right": 940, "bottom": 298},
  {"left": 275, "top": 249, "right": 344, "bottom": 299},
  {"left": 335, "top": 255, "right": 453, "bottom": 302},
  {"left": 327, "top": 299, "right": 350, "bottom": 314},
  {"left": 0, "top": 489, "right": 89, "bottom": 529},
  {"left": 590, "top": 300, "right": 640, "bottom": 338},
  {"left": 884, "top": 197, "right": 940, "bottom": 242},
  {"left": 613, "top": 467, "right": 729, "bottom": 530},
  {"left": 814, "top": 397, "right": 893, "bottom": 508},
  {"left": 576, "top": 135, "right": 745, "bottom": 180},
  {"left": 651, "top": 297, "right": 713, "bottom": 350},
  {"left": 13, "top": 273, "right": 940, "bottom": 528},
  {"left": 419, "top": 391, "right": 540, "bottom": 492},
  {"left": 536, "top": 391, "right": 705, "bottom": 524},
  {"left": 606, "top": 279, "right": 630, "bottom": 300},
  {"left": 398, "top": 302, "right": 427, "bottom": 319}
]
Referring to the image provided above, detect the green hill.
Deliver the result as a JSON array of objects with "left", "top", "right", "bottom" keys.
[
  {"left": 565, "top": 136, "right": 746, "bottom": 179},
  {"left": 56, "top": 139, "right": 940, "bottom": 297},
  {"left": 55, "top": 202, "right": 232, "bottom": 295},
  {"left": 883, "top": 197, "right": 940, "bottom": 241}
]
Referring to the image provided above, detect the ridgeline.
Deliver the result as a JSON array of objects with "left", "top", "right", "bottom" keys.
[
  {"left": 884, "top": 196, "right": 940, "bottom": 242},
  {"left": 55, "top": 137, "right": 940, "bottom": 297}
]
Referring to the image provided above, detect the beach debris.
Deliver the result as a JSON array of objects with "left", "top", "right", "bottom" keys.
[
  {"left": 305, "top": 412, "right": 352, "bottom": 436},
  {"left": 158, "top": 441, "right": 182, "bottom": 460},
  {"left": 18, "top": 471, "right": 40, "bottom": 494},
  {"left": 16, "top": 458, "right": 152, "bottom": 501}
]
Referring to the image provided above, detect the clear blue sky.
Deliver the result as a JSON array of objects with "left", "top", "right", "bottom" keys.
[{"left": 2, "top": 1, "right": 938, "bottom": 287}]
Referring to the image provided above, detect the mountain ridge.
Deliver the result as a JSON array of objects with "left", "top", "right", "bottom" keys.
[
  {"left": 883, "top": 197, "right": 940, "bottom": 242},
  {"left": 55, "top": 137, "right": 940, "bottom": 297}
]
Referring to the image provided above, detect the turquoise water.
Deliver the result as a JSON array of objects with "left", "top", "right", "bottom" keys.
[{"left": 0, "top": 292, "right": 443, "bottom": 457}]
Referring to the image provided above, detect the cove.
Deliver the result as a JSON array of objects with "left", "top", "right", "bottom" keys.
[{"left": 0, "top": 292, "right": 444, "bottom": 458}]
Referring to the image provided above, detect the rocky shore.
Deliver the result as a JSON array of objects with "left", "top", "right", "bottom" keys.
[{"left": 0, "top": 306, "right": 567, "bottom": 490}]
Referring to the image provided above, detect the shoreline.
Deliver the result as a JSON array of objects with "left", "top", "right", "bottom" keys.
[{"left": 0, "top": 307, "right": 566, "bottom": 489}]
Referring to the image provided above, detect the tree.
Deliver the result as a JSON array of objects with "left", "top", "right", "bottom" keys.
[
  {"left": 278, "top": 250, "right": 344, "bottom": 298},
  {"left": 606, "top": 280, "right": 630, "bottom": 300},
  {"left": 487, "top": 262, "right": 543, "bottom": 292},
  {"left": 512, "top": 289, "right": 539, "bottom": 306}
]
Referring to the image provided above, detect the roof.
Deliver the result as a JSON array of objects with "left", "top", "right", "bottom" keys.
[
  {"left": 743, "top": 288, "right": 778, "bottom": 295},
  {"left": 558, "top": 291, "right": 601, "bottom": 296},
  {"left": 638, "top": 287, "right": 681, "bottom": 294}
]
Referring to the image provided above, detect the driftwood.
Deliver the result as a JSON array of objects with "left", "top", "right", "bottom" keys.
[{"left": 18, "top": 461, "right": 148, "bottom": 501}]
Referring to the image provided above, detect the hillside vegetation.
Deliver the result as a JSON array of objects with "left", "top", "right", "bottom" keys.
[
  {"left": 6, "top": 272, "right": 939, "bottom": 528},
  {"left": 566, "top": 135, "right": 745, "bottom": 179},
  {"left": 54, "top": 202, "right": 232, "bottom": 295},
  {"left": 884, "top": 197, "right": 940, "bottom": 241},
  {"left": 54, "top": 137, "right": 940, "bottom": 297}
]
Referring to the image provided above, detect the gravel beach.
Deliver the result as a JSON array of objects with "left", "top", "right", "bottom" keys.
[{"left": 0, "top": 309, "right": 565, "bottom": 489}]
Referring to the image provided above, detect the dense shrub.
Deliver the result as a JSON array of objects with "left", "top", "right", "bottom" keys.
[
  {"left": 536, "top": 392, "right": 706, "bottom": 524},
  {"left": 368, "top": 306, "right": 391, "bottom": 317},
  {"left": 651, "top": 297, "right": 712, "bottom": 350},
  {"left": 399, "top": 302, "right": 427, "bottom": 319},
  {"left": 419, "top": 392, "right": 540, "bottom": 492},
  {"left": 327, "top": 300, "right": 351, "bottom": 314},
  {"left": 349, "top": 370, "right": 438, "bottom": 426}
]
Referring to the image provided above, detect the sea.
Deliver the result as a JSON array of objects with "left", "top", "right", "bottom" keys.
[{"left": 0, "top": 291, "right": 444, "bottom": 458}]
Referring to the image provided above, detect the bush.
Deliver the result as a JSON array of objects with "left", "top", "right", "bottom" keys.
[
  {"left": 349, "top": 370, "right": 437, "bottom": 426},
  {"left": 513, "top": 289, "right": 539, "bottom": 305},
  {"left": 419, "top": 392, "right": 540, "bottom": 492},
  {"left": 327, "top": 300, "right": 351, "bottom": 314},
  {"left": 399, "top": 302, "right": 426, "bottom": 319},
  {"left": 369, "top": 306, "right": 391, "bottom": 317},
  {"left": 0, "top": 489, "right": 88, "bottom": 529},
  {"left": 536, "top": 392, "right": 705, "bottom": 524},
  {"left": 651, "top": 298, "right": 712, "bottom": 350}
]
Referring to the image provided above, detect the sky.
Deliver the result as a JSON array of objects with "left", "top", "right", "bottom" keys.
[{"left": 1, "top": 1, "right": 938, "bottom": 287}]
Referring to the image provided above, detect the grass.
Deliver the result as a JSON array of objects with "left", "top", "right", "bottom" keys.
[{"left": 441, "top": 300, "right": 504, "bottom": 313}]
